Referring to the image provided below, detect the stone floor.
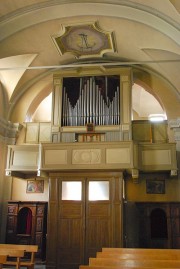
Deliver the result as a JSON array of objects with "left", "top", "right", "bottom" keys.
[{"left": 35, "top": 265, "right": 46, "bottom": 269}]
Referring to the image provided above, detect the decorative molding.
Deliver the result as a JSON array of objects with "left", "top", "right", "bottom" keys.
[
  {"left": 169, "top": 118, "right": 180, "bottom": 128},
  {"left": 72, "top": 149, "right": 101, "bottom": 164},
  {"left": 131, "top": 168, "right": 139, "bottom": 179},
  {"left": 52, "top": 21, "right": 116, "bottom": 58},
  {"left": 170, "top": 169, "right": 178, "bottom": 177},
  {"left": 0, "top": 117, "right": 22, "bottom": 144}
]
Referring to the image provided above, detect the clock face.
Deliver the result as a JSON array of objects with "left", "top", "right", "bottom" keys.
[{"left": 54, "top": 23, "right": 115, "bottom": 58}]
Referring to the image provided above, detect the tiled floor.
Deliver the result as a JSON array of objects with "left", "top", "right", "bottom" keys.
[{"left": 35, "top": 265, "right": 46, "bottom": 269}]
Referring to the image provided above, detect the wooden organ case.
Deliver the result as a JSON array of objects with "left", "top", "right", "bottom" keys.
[
  {"left": 6, "top": 201, "right": 47, "bottom": 261},
  {"left": 51, "top": 67, "right": 132, "bottom": 143}
]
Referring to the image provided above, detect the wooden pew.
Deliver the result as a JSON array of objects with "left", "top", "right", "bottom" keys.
[
  {"left": 89, "top": 257, "right": 180, "bottom": 268},
  {"left": 96, "top": 251, "right": 180, "bottom": 260},
  {"left": 102, "top": 247, "right": 180, "bottom": 254},
  {"left": 0, "top": 249, "right": 24, "bottom": 269},
  {"left": 0, "top": 255, "right": 7, "bottom": 269},
  {"left": 79, "top": 248, "right": 180, "bottom": 269},
  {"left": 0, "top": 244, "right": 38, "bottom": 269},
  {"left": 80, "top": 266, "right": 177, "bottom": 269}
]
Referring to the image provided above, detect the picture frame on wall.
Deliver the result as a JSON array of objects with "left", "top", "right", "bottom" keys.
[
  {"left": 26, "top": 180, "right": 44, "bottom": 193},
  {"left": 146, "top": 179, "right": 165, "bottom": 194}
]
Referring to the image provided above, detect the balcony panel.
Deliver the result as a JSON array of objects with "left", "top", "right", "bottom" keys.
[
  {"left": 138, "top": 143, "right": 177, "bottom": 171},
  {"left": 6, "top": 145, "right": 39, "bottom": 173}
]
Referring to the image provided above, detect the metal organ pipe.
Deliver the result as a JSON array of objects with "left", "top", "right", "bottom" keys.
[{"left": 62, "top": 76, "right": 120, "bottom": 126}]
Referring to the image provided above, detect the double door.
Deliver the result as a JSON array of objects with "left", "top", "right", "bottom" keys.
[{"left": 47, "top": 173, "right": 123, "bottom": 269}]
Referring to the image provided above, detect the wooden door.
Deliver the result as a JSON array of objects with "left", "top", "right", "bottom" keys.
[
  {"left": 57, "top": 178, "right": 85, "bottom": 269},
  {"left": 85, "top": 178, "right": 113, "bottom": 263},
  {"left": 47, "top": 173, "right": 123, "bottom": 269}
]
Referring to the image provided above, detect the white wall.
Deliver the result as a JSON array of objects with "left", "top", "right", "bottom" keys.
[{"left": 11, "top": 177, "right": 49, "bottom": 201}]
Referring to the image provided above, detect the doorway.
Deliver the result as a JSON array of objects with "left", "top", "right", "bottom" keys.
[
  {"left": 150, "top": 208, "right": 168, "bottom": 248},
  {"left": 17, "top": 207, "right": 32, "bottom": 235},
  {"left": 47, "top": 173, "right": 123, "bottom": 269}
]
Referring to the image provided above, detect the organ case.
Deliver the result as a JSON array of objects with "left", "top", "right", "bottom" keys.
[{"left": 52, "top": 67, "right": 132, "bottom": 143}]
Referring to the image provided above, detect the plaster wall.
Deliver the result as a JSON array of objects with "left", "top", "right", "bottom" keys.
[{"left": 11, "top": 177, "right": 49, "bottom": 201}]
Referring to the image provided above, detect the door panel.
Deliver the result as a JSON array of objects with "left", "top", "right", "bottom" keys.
[
  {"left": 58, "top": 218, "right": 84, "bottom": 265},
  {"left": 86, "top": 210, "right": 112, "bottom": 260},
  {"left": 85, "top": 179, "right": 113, "bottom": 263},
  {"left": 58, "top": 202, "right": 84, "bottom": 269},
  {"left": 47, "top": 173, "right": 123, "bottom": 269},
  {"left": 58, "top": 179, "right": 85, "bottom": 269}
]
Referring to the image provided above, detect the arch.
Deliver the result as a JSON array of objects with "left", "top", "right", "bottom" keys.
[
  {"left": 26, "top": 87, "right": 52, "bottom": 122},
  {"left": 17, "top": 207, "right": 32, "bottom": 235},
  {"left": 133, "top": 66, "right": 180, "bottom": 119},
  {"left": 134, "top": 79, "right": 166, "bottom": 112},
  {"left": 0, "top": 1, "right": 179, "bottom": 45},
  {"left": 132, "top": 82, "right": 166, "bottom": 119}
]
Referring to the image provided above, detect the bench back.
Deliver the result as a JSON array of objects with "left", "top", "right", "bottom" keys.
[
  {"left": 0, "top": 244, "right": 38, "bottom": 263},
  {"left": 0, "top": 249, "right": 24, "bottom": 258},
  {"left": 89, "top": 257, "right": 180, "bottom": 268},
  {"left": 0, "top": 244, "right": 38, "bottom": 253},
  {"left": 80, "top": 266, "right": 178, "bottom": 269},
  {"left": 102, "top": 248, "right": 180, "bottom": 254},
  {"left": 97, "top": 251, "right": 180, "bottom": 260}
]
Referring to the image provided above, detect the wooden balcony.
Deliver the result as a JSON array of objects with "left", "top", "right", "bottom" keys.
[{"left": 5, "top": 141, "right": 177, "bottom": 178}]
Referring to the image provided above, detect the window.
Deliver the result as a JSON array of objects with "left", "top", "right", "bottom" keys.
[
  {"left": 62, "top": 181, "right": 82, "bottom": 200},
  {"left": 89, "top": 181, "right": 109, "bottom": 201}
]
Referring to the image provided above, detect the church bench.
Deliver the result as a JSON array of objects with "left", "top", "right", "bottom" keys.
[
  {"left": 0, "top": 244, "right": 38, "bottom": 269},
  {"left": 0, "top": 249, "right": 24, "bottom": 269},
  {"left": 102, "top": 247, "right": 180, "bottom": 254},
  {"left": 0, "top": 255, "right": 7, "bottom": 269},
  {"left": 89, "top": 257, "right": 180, "bottom": 268},
  {"left": 80, "top": 266, "right": 177, "bottom": 269},
  {"left": 96, "top": 251, "right": 180, "bottom": 260}
]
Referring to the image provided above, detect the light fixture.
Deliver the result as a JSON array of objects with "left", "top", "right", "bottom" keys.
[{"left": 148, "top": 114, "right": 166, "bottom": 122}]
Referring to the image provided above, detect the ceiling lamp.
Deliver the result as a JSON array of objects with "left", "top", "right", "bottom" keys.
[{"left": 148, "top": 114, "right": 166, "bottom": 122}]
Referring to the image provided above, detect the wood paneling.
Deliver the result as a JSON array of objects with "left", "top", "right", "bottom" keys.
[
  {"left": 136, "top": 202, "right": 180, "bottom": 249},
  {"left": 47, "top": 173, "right": 123, "bottom": 269},
  {"left": 6, "top": 201, "right": 47, "bottom": 260}
]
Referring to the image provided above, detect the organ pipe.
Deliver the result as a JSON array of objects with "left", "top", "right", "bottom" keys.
[{"left": 62, "top": 76, "right": 120, "bottom": 126}]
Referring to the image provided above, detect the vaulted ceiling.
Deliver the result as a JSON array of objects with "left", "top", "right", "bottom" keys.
[{"left": 0, "top": 0, "right": 179, "bottom": 122}]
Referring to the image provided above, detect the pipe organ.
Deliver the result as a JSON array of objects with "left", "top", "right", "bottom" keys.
[
  {"left": 62, "top": 76, "right": 120, "bottom": 126},
  {"left": 52, "top": 67, "right": 132, "bottom": 143}
]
